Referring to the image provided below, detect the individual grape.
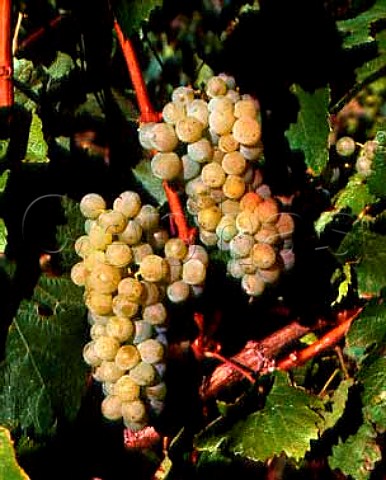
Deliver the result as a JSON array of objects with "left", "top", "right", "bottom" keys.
[
  {"left": 186, "top": 99, "right": 209, "bottom": 127},
  {"left": 235, "top": 210, "right": 261, "bottom": 235},
  {"left": 185, "top": 176, "right": 211, "bottom": 197},
  {"left": 145, "top": 382, "right": 167, "bottom": 401},
  {"left": 239, "top": 256, "right": 257, "bottom": 274},
  {"left": 149, "top": 228, "right": 170, "bottom": 251},
  {"left": 208, "top": 108, "right": 236, "bottom": 135},
  {"left": 201, "top": 162, "right": 226, "bottom": 188},
  {"left": 356, "top": 153, "right": 373, "bottom": 176},
  {"left": 138, "top": 122, "right": 157, "bottom": 149},
  {"left": 88, "top": 223, "right": 113, "bottom": 250},
  {"left": 113, "top": 191, "right": 142, "bottom": 218},
  {"left": 218, "top": 133, "right": 240, "bottom": 153},
  {"left": 187, "top": 138, "right": 213, "bottom": 163},
  {"left": 137, "top": 339, "right": 165, "bottom": 364},
  {"left": 335, "top": 136, "right": 356, "bottom": 157},
  {"left": 239, "top": 192, "right": 263, "bottom": 211},
  {"left": 226, "top": 258, "right": 245, "bottom": 279},
  {"left": 98, "top": 210, "right": 127, "bottom": 235},
  {"left": 105, "top": 316, "right": 134, "bottom": 342},
  {"left": 105, "top": 241, "right": 133, "bottom": 267},
  {"left": 199, "top": 229, "right": 218, "bottom": 247},
  {"left": 79, "top": 193, "right": 106, "bottom": 219},
  {"left": 85, "top": 292, "right": 113, "bottom": 316},
  {"left": 197, "top": 205, "right": 222, "bottom": 231},
  {"left": 164, "top": 237, "right": 188, "bottom": 260},
  {"left": 83, "top": 341, "right": 102, "bottom": 367},
  {"left": 241, "top": 273, "right": 265, "bottom": 297},
  {"left": 221, "top": 151, "right": 246, "bottom": 175},
  {"left": 140, "top": 281, "right": 160, "bottom": 306},
  {"left": 229, "top": 233, "right": 254, "bottom": 258},
  {"left": 90, "top": 323, "right": 106, "bottom": 340},
  {"left": 215, "top": 214, "right": 238, "bottom": 242},
  {"left": 255, "top": 198, "right": 280, "bottom": 224},
  {"left": 132, "top": 243, "right": 154, "bottom": 265},
  {"left": 93, "top": 335, "right": 120, "bottom": 361},
  {"left": 254, "top": 225, "right": 281, "bottom": 245},
  {"left": 258, "top": 264, "right": 282, "bottom": 284},
  {"left": 239, "top": 143, "right": 264, "bottom": 162},
  {"left": 208, "top": 96, "right": 234, "bottom": 114},
  {"left": 205, "top": 75, "right": 228, "bottom": 97},
  {"left": 114, "top": 375, "right": 141, "bottom": 402},
  {"left": 234, "top": 98, "right": 259, "bottom": 119},
  {"left": 166, "top": 280, "right": 191, "bottom": 303},
  {"left": 232, "top": 117, "right": 261, "bottom": 146},
  {"left": 74, "top": 235, "right": 94, "bottom": 259},
  {"left": 182, "top": 258, "right": 206, "bottom": 285},
  {"left": 70, "top": 261, "right": 88, "bottom": 286},
  {"left": 117, "top": 277, "right": 143, "bottom": 303},
  {"left": 276, "top": 213, "right": 295, "bottom": 239},
  {"left": 129, "top": 361, "right": 157, "bottom": 386},
  {"left": 135, "top": 205, "right": 160, "bottom": 232},
  {"left": 181, "top": 154, "right": 202, "bottom": 180},
  {"left": 189, "top": 193, "right": 216, "bottom": 212},
  {"left": 122, "top": 399, "right": 147, "bottom": 425},
  {"left": 115, "top": 344, "right": 141, "bottom": 371},
  {"left": 162, "top": 101, "right": 186, "bottom": 124},
  {"left": 164, "top": 258, "right": 182, "bottom": 284},
  {"left": 222, "top": 174, "right": 246, "bottom": 200},
  {"left": 86, "top": 263, "right": 121, "bottom": 294},
  {"left": 139, "top": 254, "right": 169, "bottom": 283},
  {"left": 184, "top": 244, "right": 209, "bottom": 266},
  {"left": 118, "top": 219, "right": 143, "bottom": 246},
  {"left": 148, "top": 122, "right": 179, "bottom": 152},
  {"left": 132, "top": 320, "right": 154, "bottom": 344},
  {"left": 151, "top": 152, "right": 182, "bottom": 180},
  {"left": 251, "top": 243, "right": 277, "bottom": 269},
  {"left": 219, "top": 199, "right": 241, "bottom": 217},
  {"left": 101, "top": 395, "right": 123, "bottom": 421},
  {"left": 83, "top": 250, "right": 106, "bottom": 271},
  {"left": 171, "top": 85, "right": 195, "bottom": 104},
  {"left": 93, "top": 360, "right": 125, "bottom": 383},
  {"left": 142, "top": 302, "right": 167, "bottom": 325},
  {"left": 175, "top": 116, "right": 204, "bottom": 143},
  {"left": 112, "top": 295, "right": 139, "bottom": 318}
]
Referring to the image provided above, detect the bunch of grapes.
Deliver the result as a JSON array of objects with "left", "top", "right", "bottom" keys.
[
  {"left": 70, "top": 191, "right": 208, "bottom": 431},
  {"left": 138, "top": 73, "right": 295, "bottom": 298}
]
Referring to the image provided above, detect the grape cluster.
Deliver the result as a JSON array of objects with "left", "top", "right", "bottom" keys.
[
  {"left": 71, "top": 191, "right": 208, "bottom": 430},
  {"left": 138, "top": 74, "right": 295, "bottom": 298}
]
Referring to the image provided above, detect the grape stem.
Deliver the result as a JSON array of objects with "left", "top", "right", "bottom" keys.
[
  {"left": 17, "top": 14, "right": 64, "bottom": 52},
  {"left": 113, "top": 19, "right": 162, "bottom": 123},
  {"left": 162, "top": 180, "right": 197, "bottom": 244},
  {"left": 0, "top": 0, "right": 13, "bottom": 108}
]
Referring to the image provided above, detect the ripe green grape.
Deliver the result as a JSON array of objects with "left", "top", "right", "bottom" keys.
[
  {"left": 222, "top": 174, "right": 246, "bottom": 200},
  {"left": 83, "top": 341, "right": 102, "bottom": 367},
  {"left": 142, "top": 302, "right": 167, "bottom": 325},
  {"left": 148, "top": 122, "right": 179, "bottom": 152},
  {"left": 117, "top": 277, "right": 143, "bottom": 303},
  {"left": 74, "top": 235, "right": 94, "bottom": 259},
  {"left": 115, "top": 344, "right": 141, "bottom": 371},
  {"left": 88, "top": 223, "right": 113, "bottom": 250},
  {"left": 90, "top": 323, "right": 106, "bottom": 340},
  {"left": 122, "top": 399, "right": 147, "bottom": 425},
  {"left": 208, "top": 108, "right": 236, "bottom": 136},
  {"left": 229, "top": 233, "right": 254, "bottom": 258},
  {"left": 132, "top": 320, "right": 154, "bottom": 344},
  {"left": 105, "top": 316, "right": 134, "bottom": 342},
  {"left": 197, "top": 205, "right": 222, "bottom": 231},
  {"left": 86, "top": 263, "right": 121, "bottom": 294},
  {"left": 215, "top": 214, "right": 238, "bottom": 242},
  {"left": 241, "top": 273, "right": 265, "bottom": 297},
  {"left": 186, "top": 99, "right": 209, "bottom": 127},
  {"left": 184, "top": 244, "right": 209, "bottom": 266},
  {"left": 93, "top": 360, "right": 125, "bottom": 383},
  {"left": 182, "top": 154, "right": 202, "bottom": 180},
  {"left": 162, "top": 101, "right": 186, "bottom": 124},
  {"left": 251, "top": 243, "right": 277, "bottom": 269},
  {"left": 201, "top": 162, "right": 226, "bottom": 188},
  {"left": 256, "top": 198, "right": 279, "bottom": 224},
  {"left": 137, "top": 339, "right": 165, "bottom": 364},
  {"left": 335, "top": 136, "right": 356, "bottom": 157},
  {"left": 132, "top": 243, "right": 154, "bottom": 265},
  {"left": 175, "top": 116, "right": 204, "bottom": 143},
  {"left": 93, "top": 335, "right": 120, "bottom": 361},
  {"left": 218, "top": 133, "right": 239, "bottom": 153},
  {"left": 113, "top": 190, "right": 142, "bottom": 218},
  {"left": 85, "top": 292, "right": 113, "bottom": 316},
  {"left": 171, "top": 85, "right": 195, "bottom": 104},
  {"left": 205, "top": 75, "right": 228, "bottom": 97},
  {"left": 105, "top": 241, "right": 133, "bottom": 267},
  {"left": 114, "top": 375, "right": 141, "bottom": 402},
  {"left": 235, "top": 210, "right": 261, "bottom": 235},
  {"left": 112, "top": 294, "right": 139, "bottom": 318},
  {"left": 98, "top": 210, "right": 127, "bottom": 235},
  {"left": 80, "top": 193, "right": 106, "bottom": 219},
  {"left": 70, "top": 261, "right": 88, "bottom": 286},
  {"left": 151, "top": 152, "right": 182, "bottom": 180},
  {"left": 234, "top": 98, "right": 259, "bottom": 119},
  {"left": 182, "top": 258, "right": 206, "bottom": 285},
  {"left": 232, "top": 117, "right": 261, "bottom": 146},
  {"left": 139, "top": 254, "right": 169, "bottom": 282},
  {"left": 101, "top": 394, "right": 123, "bottom": 421},
  {"left": 166, "top": 280, "right": 191, "bottom": 303},
  {"left": 164, "top": 238, "right": 188, "bottom": 260},
  {"left": 118, "top": 219, "right": 143, "bottom": 246},
  {"left": 135, "top": 205, "right": 160, "bottom": 232},
  {"left": 221, "top": 151, "right": 246, "bottom": 175},
  {"left": 129, "top": 361, "right": 157, "bottom": 386},
  {"left": 187, "top": 138, "right": 214, "bottom": 163}
]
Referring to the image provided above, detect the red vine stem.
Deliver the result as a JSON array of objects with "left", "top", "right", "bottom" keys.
[
  {"left": 204, "top": 351, "right": 256, "bottom": 385},
  {"left": 163, "top": 180, "right": 197, "bottom": 244},
  {"left": 0, "top": 0, "right": 13, "bottom": 108},
  {"left": 17, "top": 14, "right": 64, "bottom": 52},
  {"left": 276, "top": 306, "right": 363, "bottom": 371},
  {"left": 113, "top": 19, "right": 162, "bottom": 123}
]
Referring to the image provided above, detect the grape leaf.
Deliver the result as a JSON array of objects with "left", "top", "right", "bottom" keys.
[
  {"left": 0, "top": 275, "right": 88, "bottom": 438},
  {"left": 195, "top": 371, "right": 324, "bottom": 463},
  {"left": 329, "top": 422, "right": 382, "bottom": 480},
  {"left": 336, "top": 0, "right": 386, "bottom": 51},
  {"left": 285, "top": 85, "right": 330, "bottom": 176},
  {"left": 336, "top": 222, "right": 386, "bottom": 296},
  {"left": 112, "top": 0, "right": 163, "bottom": 37},
  {"left": 358, "top": 355, "right": 386, "bottom": 432},
  {"left": 0, "top": 218, "right": 8, "bottom": 254},
  {"left": 345, "top": 298, "right": 386, "bottom": 363},
  {"left": 0, "top": 427, "right": 30, "bottom": 480},
  {"left": 23, "top": 113, "right": 49, "bottom": 164},
  {"left": 354, "top": 29, "right": 386, "bottom": 85},
  {"left": 321, "top": 378, "right": 354, "bottom": 433},
  {"left": 132, "top": 157, "right": 167, "bottom": 206},
  {"left": 367, "top": 132, "right": 386, "bottom": 199},
  {"left": 0, "top": 139, "right": 9, "bottom": 162},
  {"left": 45, "top": 52, "right": 75, "bottom": 83}
]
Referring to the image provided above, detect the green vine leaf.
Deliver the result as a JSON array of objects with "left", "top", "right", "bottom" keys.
[
  {"left": 0, "top": 275, "right": 88, "bottom": 438},
  {"left": 329, "top": 422, "right": 382, "bottom": 480},
  {"left": 112, "top": 0, "right": 163, "bottom": 37},
  {"left": 321, "top": 378, "right": 354, "bottom": 433},
  {"left": 195, "top": 371, "right": 324, "bottom": 463},
  {"left": 285, "top": 85, "right": 330, "bottom": 176},
  {"left": 367, "top": 131, "right": 386, "bottom": 199},
  {"left": 337, "top": 0, "right": 386, "bottom": 51},
  {"left": 0, "top": 427, "right": 30, "bottom": 480},
  {"left": 336, "top": 222, "right": 386, "bottom": 296},
  {"left": 23, "top": 113, "right": 49, "bottom": 164}
]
